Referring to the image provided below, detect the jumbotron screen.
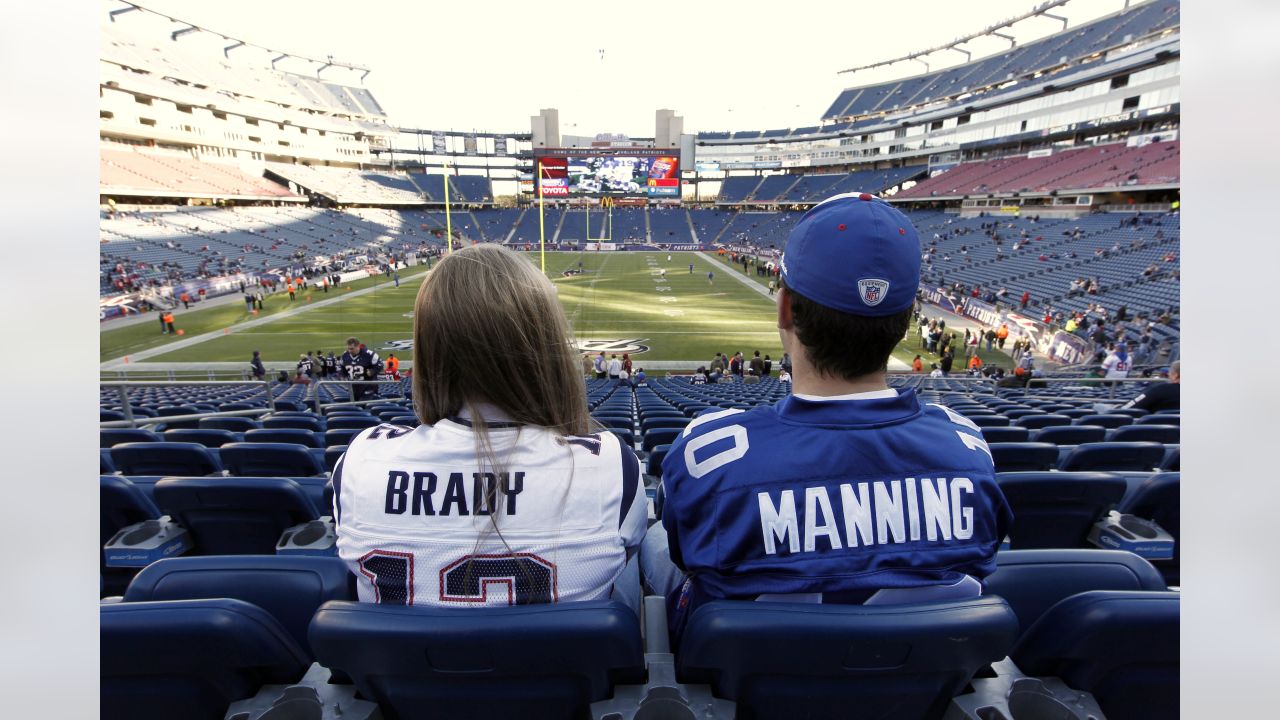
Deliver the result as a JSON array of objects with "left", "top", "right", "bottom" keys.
[{"left": 537, "top": 149, "right": 680, "bottom": 198}]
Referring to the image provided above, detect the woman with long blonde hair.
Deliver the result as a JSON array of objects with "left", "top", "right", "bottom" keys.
[{"left": 333, "top": 244, "right": 645, "bottom": 610}]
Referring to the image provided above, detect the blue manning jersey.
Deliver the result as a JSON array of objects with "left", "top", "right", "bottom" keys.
[{"left": 660, "top": 388, "right": 1012, "bottom": 628}]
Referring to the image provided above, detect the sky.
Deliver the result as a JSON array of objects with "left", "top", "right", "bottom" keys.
[{"left": 112, "top": 0, "right": 1125, "bottom": 136}]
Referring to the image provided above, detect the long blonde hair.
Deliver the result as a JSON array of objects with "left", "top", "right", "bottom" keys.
[{"left": 411, "top": 244, "right": 590, "bottom": 435}]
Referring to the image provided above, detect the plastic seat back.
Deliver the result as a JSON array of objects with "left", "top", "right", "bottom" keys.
[
  {"left": 1032, "top": 424, "right": 1107, "bottom": 445},
  {"left": 324, "top": 445, "right": 348, "bottom": 473},
  {"left": 980, "top": 426, "right": 1029, "bottom": 443},
  {"left": 243, "top": 428, "right": 323, "bottom": 448},
  {"left": 967, "top": 415, "right": 1011, "bottom": 427},
  {"left": 642, "top": 427, "right": 682, "bottom": 452},
  {"left": 1013, "top": 414, "right": 1073, "bottom": 430},
  {"left": 101, "top": 599, "right": 309, "bottom": 720},
  {"left": 1058, "top": 442, "right": 1167, "bottom": 472},
  {"left": 110, "top": 442, "right": 222, "bottom": 476},
  {"left": 1118, "top": 472, "right": 1180, "bottom": 584},
  {"left": 325, "top": 415, "right": 380, "bottom": 430},
  {"left": 988, "top": 442, "right": 1060, "bottom": 472},
  {"left": 1136, "top": 413, "right": 1178, "bottom": 425},
  {"left": 261, "top": 415, "right": 323, "bottom": 431},
  {"left": 324, "top": 428, "right": 363, "bottom": 447},
  {"left": 984, "top": 549, "right": 1167, "bottom": 634},
  {"left": 1109, "top": 424, "right": 1180, "bottom": 444},
  {"left": 153, "top": 476, "right": 319, "bottom": 555},
  {"left": 309, "top": 600, "right": 644, "bottom": 720},
  {"left": 218, "top": 442, "right": 325, "bottom": 477},
  {"left": 1012, "top": 591, "right": 1180, "bottom": 720},
  {"left": 101, "top": 428, "right": 161, "bottom": 448},
  {"left": 199, "top": 416, "right": 260, "bottom": 433},
  {"left": 124, "top": 555, "right": 353, "bottom": 656},
  {"left": 1076, "top": 414, "right": 1134, "bottom": 429},
  {"left": 101, "top": 475, "right": 162, "bottom": 545},
  {"left": 997, "top": 472, "right": 1128, "bottom": 549},
  {"left": 162, "top": 428, "right": 240, "bottom": 448},
  {"left": 677, "top": 597, "right": 1018, "bottom": 720}
]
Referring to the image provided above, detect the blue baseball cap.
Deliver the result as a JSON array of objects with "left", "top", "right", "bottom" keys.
[{"left": 780, "top": 192, "right": 921, "bottom": 316}]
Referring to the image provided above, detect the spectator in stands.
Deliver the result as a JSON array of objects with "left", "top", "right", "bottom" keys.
[
  {"left": 780, "top": 352, "right": 792, "bottom": 376},
  {"left": 1101, "top": 342, "right": 1132, "bottom": 383},
  {"left": 340, "top": 336, "right": 384, "bottom": 402},
  {"left": 1119, "top": 361, "right": 1179, "bottom": 412},
  {"left": 640, "top": 195, "right": 1009, "bottom": 642},
  {"left": 1020, "top": 291, "right": 1030, "bottom": 309},
  {"left": 912, "top": 354, "right": 924, "bottom": 373},
  {"left": 607, "top": 354, "right": 622, "bottom": 381},
  {"left": 333, "top": 243, "right": 645, "bottom": 612},
  {"left": 581, "top": 353, "right": 594, "bottom": 379},
  {"left": 634, "top": 368, "right": 646, "bottom": 386},
  {"left": 249, "top": 350, "right": 266, "bottom": 381},
  {"left": 749, "top": 351, "right": 765, "bottom": 377},
  {"left": 291, "top": 370, "right": 310, "bottom": 385},
  {"left": 621, "top": 353, "right": 633, "bottom": 376},
  {"left": 763, "top": 355, "right": 773, "bottom": 376}
]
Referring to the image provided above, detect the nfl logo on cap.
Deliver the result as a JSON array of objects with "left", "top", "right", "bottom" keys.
[
  {"left": 779, "top": 192, "right": 922, "bottom": 316},
  {"left": 857, "top": 279, "right": 890, "bottom": 307}
]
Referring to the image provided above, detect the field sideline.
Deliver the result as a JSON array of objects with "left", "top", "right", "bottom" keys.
[{"left": 101, "top": 250, "right": 1013, "bottom": 374}]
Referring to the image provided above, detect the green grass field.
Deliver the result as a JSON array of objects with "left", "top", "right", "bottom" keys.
[{"left": 101, "top": 250, "right": 1016, "bottom": 373}]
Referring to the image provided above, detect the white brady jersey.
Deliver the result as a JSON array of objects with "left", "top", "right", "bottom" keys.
[{"left": 333, "top": 417, "right": 645, "bottom": 607}]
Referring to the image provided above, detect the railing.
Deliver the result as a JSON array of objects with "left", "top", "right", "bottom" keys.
[
  {"left": 1021, "top": 375, "right": 1169, "bottom": 400},
  {"left": 100, "top": 380, "right": 279, "bottom": 428}
]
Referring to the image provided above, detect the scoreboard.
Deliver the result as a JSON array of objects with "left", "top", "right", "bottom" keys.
[{"left": 536, "top": 148, "right": 680, "bottom": 199}]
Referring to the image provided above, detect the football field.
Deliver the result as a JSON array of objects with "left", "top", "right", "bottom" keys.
[{"left": 101, "top": 252, "right": 785, "bottom": 370}]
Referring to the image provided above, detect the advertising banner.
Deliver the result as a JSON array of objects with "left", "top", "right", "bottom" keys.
[{"left": 432, "top": 132, "right": 447, "bottom": 153}]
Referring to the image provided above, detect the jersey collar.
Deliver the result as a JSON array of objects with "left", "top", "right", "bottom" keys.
[{"left": 776, "top": 387, "right": 921, "bottom": 427}]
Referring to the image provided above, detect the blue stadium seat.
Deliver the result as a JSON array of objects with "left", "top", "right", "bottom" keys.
[
  {"left": 1136, "top": 413, "right": 1179, "bottom": 425},
  {"left": 155, "top": 405, "right": 202, "bottom": 429},
  {"left": 101, "top": 599, "right": 310, "bottom": 720},
  {"left": 324, "top": 428, "right": 363, "bottom": 447},
  {"left": 1001, "top": 409, "right": 1044, "bottom": 420},
  {"left": 162, "top": 428, "right": 240, "bottom": 448},
  {"left": 218, "top": 442, "right": 326, "bottom": 477},
  {"left": 101, "top": 427, "right": 162, "bottom": 448},
  {"left": 1161, "top": 447, "right": 1179, "bottom": 471},
  {"left": 647, "top": 444, "right": 671, "bottom": 477},
  {"left": 1118, "top": 472, "right": 1180, "bottom": 585},
  {"left": 1031, "top": 425, "right": 1107, "bottom": 445},
  {"left": 1057, "top": 442, "right": 1166, "bottom": 472},
  {"left": 640, "top": 417, "right": 690, "bottom": 433},
  {"left": 1056, "top": 408, "right": 1093, "bottom": 419},
  {"left": 643, "top": 427, "right": 682, "bottom": 452},
  {"left": 677, "top": 597, "right": 1018, "bottom": 720},
  {"left": 101, "top": 448, "right": 116, "bottom": 474},
  {"left": 325, "top": 415, "right": 380, "bottom": 430},
  {"left": 593, "top": 416, "right": 633, "bottom": 430},
  {"left": 199, "top": 416, "right": 260, "bottom": 433},
  {"left": 980, "top": 426, "right": 1030, "bottom": 443},
  {"left": 608, "top": 428, "right": 636, "bottom": 447},
  {"left": 988, "top": 442, "right": 1060, "bottom": 472},
  {"left": 101, "top": 475, "right": 163, "bottom": 596},
  {"left": 309, "top": 600, "right": 644, "bottom": 720},
  {"left": 154, "top": 476, "right": 320, "bottom": 555},
  {"left": 1075, "top": 414, "right": 1134, "bottom": 429},
  {"left": 1013, "top": 414, "right": 1073, "bottom": 430},
  {"left": 1011, "top": 591, "right": 1180, "bottom": 720},
  {"left": 387, "top": 415, "right": 420, "bottom": 427},
  {"left": 967, "top": 415, "right": 1011, "bottom": 427},
  {"left": 1108, "top": 424, "right": 1180, "bottom": 444},
  {"left": 102, "top": 409, "right": 126, "bottom": 422},
  {"left": 110, "top": 442, "right": 222, "bottom": 476},
  {"left": 324, "top": 445, "right": 348, "bottom": 473},
  {"left": 243, "top": 428, "right": 323, "bottom": 448},
  {"left": 984, "top": 549, "right": 1168, "bottom": 634},
  {"left": 123, "top": 555, "right": 353, "bottom": 656},
  {"left": 261, "top": 415, "right": 324, "bottom": 431},
  {"left": 996, "top": 472, "right": 1128, "bottom": 549}
]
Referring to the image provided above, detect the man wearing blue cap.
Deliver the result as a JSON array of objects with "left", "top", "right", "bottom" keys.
[{"left": 642, "top": 192, "right": 1012, "bottom": 642}]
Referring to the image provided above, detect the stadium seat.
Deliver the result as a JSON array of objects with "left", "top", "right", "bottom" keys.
[
  {"left": 324, "top": 428, "right": 363, "bottom": 447},
  {"left": 123, "top": 555, "right": 353, "bottom": 656},
  {"left": 593, "top": 416, "right": 633, "bottom": 430},
  {"left": 102, "top": 409, "right": 126, "bottom": 422},
  {"left": 979, "top": 426, "right": 1029, "bottom": 443},
  {"left": 677, "top": 597, "right": 1018, "bottom": 720},
  {"left": 988, "top": 442, "right": 1060, "bottom": 472},
  {"left": 218, "top": 442, "right": 326, "bottom": 477},
  {"left": 984, "top": 549, "right": 1168, "bottom": 634},
  {"left": 643, "top": 427, "right": 682, "bottom": 452},
  {"left": 101, "top": 427, "right": 161, "bottom": 448},
  {"left": 1001, "top": 409, "right": 1043, "bottom": 420},
  {"left": 198, "top": 416, "right": 260, "bottom": 433},
  {"left": 1109, "top": 408, "right": 1149, "bottom": 418},
  {"left": 1136, "top": 413, "right": 1179, "bottom": 425},
  {"left": 162, "top": 428, "right": 240, "bottom": 448},
  {"left": 1055, "top": 409, "right": 1093, "bottom": 419},
  {"left": 101, "top": 448, "right": 116, "bottom": 474},
  {"left": 324, "top": 445, "right": 348, "bottom": 473},
  {"left": 155, "top": 405, "right": 202, "bottom": 429},
  {"left": 387, "top": 415, "right": 420, "bottom": 427},
  {"left": 1161, "top": 447, "right": 1180, "bottom": 471},
  {"left": 996, "top": 472, "right": 1128, "bottom": 549},
  {"left": 309, "top": 600, "right": 645, "bottom": 720},
  {"left": 647, "top": 444, "right": 671, "bottom": 477},
  {"left": 217, "top": 402, "right": 260, "bottom": 412},
  {"left": 261, "top": 415, "right": 324, "bottom": 431},
  {"left": 325, "top": 415, "right": 381, "bottom": 430},
  {"left": 1057, "top": 442, "right": 1167, "bottom": 472},
  {"left": 608, "top": 428, "right": 636, "bottom": 448},
  {"left": 967, "top": 415, "right": 1011, "bottom": 427},
  {"left": 110, "top": 442, "right": 223, "bottom": 476},
  {"left": 640, "top": 416, "right": 690, "bottom": 433},
  {"left": 1013, "top": 414, "right": 1072, "bottom": 430},
  {"left": 1011, "top": 591, "right": 1180, "bottom": 720},
  {"left": 1031, "top": 425, "right": 1107, "bottom": 445},
  {"left": 1118, "top": 472, "right": 1180, "bottom": 585},
  {"left": 243, "top": 428, "right": 323, "bottom": 448},
  {"left": 1109, "top": 424, "right": 1180, "bottom": 444},
  {"left": 1075, "top": 414, "right": 1134, "bottom": 429},
  {"left": 101, "top": 475, "right": 163, "bottom": 597},
  {"left": 101, "top": 599, "right": 310, "bottom": 720},
  {"left": 153, "top": 476, "right": 321, "bottom": 555}
]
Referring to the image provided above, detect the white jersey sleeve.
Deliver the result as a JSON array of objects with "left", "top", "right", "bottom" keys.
[{"left": 333, "top": 420, "right": 642, "bottom": 607}]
